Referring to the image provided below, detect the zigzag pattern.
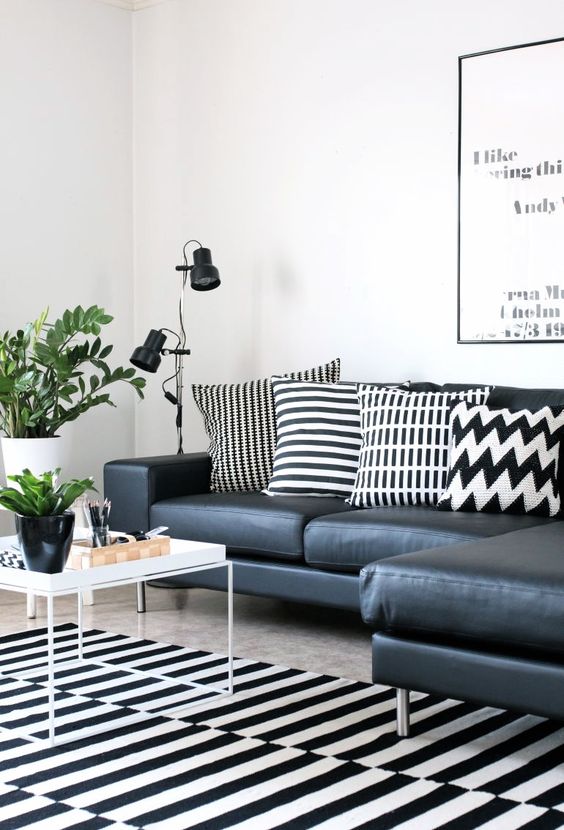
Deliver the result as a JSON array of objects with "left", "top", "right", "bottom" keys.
[{"left": 437, "top": 402, "right": 564, "bottom": 517}]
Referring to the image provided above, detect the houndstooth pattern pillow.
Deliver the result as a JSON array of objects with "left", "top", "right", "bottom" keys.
[{"left": 193, "top": 358, "right": 341, "bottom": 492}]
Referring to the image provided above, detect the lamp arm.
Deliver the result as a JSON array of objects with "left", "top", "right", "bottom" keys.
[
  {"left": 182, "top": 239, "right": 202, "bottom": 260},
  {"left": 175, "top": 239, "right": 202, "bottom": 272}
]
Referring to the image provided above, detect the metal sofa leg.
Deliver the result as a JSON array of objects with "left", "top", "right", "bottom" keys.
[
  {"left": 137, "top": 581, "right": 146, "bottom": 613},
  {"left": 396, "top": 688, "right": 410, "bottom": 737}
]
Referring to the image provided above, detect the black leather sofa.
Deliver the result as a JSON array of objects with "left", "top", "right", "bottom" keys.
[
  {"left": 360, "top": 522, "right": 564, "bottom": 735},
  {"left": 359, "top": 383, "right": 564, "bottom": 734},
  {"left": 103, "top": 450, "right": 552, "bottom": 611},
  {"left": 104, "top": 382, "right": 564, "bottom": 731}
]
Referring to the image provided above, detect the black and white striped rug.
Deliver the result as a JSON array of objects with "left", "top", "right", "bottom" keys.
[{"left": 0, "top": 624, "right": 562, "bottom": 829}]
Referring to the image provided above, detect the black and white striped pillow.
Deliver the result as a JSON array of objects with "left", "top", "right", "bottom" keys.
[
  {"left": 348, "top": 385, "right": 492, "bottom": 508},
  {"left": 192, "top": 359, "right": 341, "bottom": 493},
  {"left": 264, "top": 380, "right": 362, "bottom": 498},
  {"left": 437, "top": 402, "right": 564, "bottom": 516},
  {"left": 265, "top": 379, "right": 409, "bottom": 498}
]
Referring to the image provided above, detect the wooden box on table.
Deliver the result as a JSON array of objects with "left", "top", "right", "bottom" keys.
[{"left": 68, "top": 534, "right": 170, "bottom": 569}]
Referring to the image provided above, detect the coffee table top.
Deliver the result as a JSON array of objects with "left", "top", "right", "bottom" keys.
[{"left": 0, "top": 537, "right": 226, "bottom": 595}]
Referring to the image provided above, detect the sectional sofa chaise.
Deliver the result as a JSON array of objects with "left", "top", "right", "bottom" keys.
[{"left": 104, "top": 381, "right": 564, "bottom": 734}]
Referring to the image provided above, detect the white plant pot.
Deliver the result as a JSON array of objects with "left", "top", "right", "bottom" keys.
[{"left": 1, "top": 436, "right": 70, "bottom": 482}]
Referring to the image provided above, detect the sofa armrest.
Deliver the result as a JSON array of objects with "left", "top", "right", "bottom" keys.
[{"left": 103, "top": 453, "right": 211, "bottom": 533}]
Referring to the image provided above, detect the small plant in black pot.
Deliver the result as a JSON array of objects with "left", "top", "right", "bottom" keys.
[{"left": 0, "top": 469, "right": 94, "bottom": 573}]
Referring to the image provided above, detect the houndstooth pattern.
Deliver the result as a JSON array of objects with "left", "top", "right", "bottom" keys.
[
  {"left": 193, "top": 359, "right": 341, "bottom": 492},
  {"left": 348, "top": 386, "right": 492, "bottom": 508}
]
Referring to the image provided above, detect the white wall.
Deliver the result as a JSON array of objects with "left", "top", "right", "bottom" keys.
[
  {"left": 133, "top": 0, "right": 564, "bottom": 456},
  {"left": 0, "top": 0, "right": 135, "bottom": 499},
  {"left": 3, "top": 0, "right": 564, "bottom": 472}
]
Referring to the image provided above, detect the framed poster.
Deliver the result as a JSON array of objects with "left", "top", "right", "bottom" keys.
[{"left": 458, "top": 37, "right": 564, "bottom": 343}]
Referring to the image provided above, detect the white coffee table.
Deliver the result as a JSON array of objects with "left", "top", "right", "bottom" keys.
[
  {"left": 0, "top": 529, "right": 96, "bottom": 617},
  {"left": 0, "top": 538, "right": 232, "bottom": 747}
]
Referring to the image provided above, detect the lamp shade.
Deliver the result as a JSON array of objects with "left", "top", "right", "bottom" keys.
[
  {"left": 130, "top": 329, "right": 167, "bottom": 373},
  {"left": 190, "top": 247, "right": 221, "bottom": 291}
]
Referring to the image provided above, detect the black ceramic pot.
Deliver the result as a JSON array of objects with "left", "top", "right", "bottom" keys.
[{"left": 15, "top": 512, "right": 75, "bottom": 574}]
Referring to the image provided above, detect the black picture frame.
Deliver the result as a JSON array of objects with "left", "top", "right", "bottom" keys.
[{"left": 458, "top": 36, "right": 564, "bottom": 343}]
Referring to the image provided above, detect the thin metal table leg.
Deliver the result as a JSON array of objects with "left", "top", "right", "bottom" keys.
[
  {"left": 136, "top": 581, "right": 146, "bottom": 613},
  {"left": 77, "top": 590, "right": 83, "bottom": 660},
  {"left": 396, "top": 688, "right": 410, "bottom": 737},
  {"left": 27, "top": 591, "right": 36, "bottom": 619},
  {"left": 47, "top": 595, "right": 56, "bottom": 747},
  {"left": 82, "top": 590, "right": 94, "bottom": 606},
  {"left": 227, "top": 562, "right": 233, "bottom": 694}
]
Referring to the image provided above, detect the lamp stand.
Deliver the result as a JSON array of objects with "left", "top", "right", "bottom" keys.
[
  {"left": 176, "top": 350, "right": 183, "bottom": 454},
  {"left": 159, "top": 281, "right": 191, "bottom": 453},
  {"left": 130, "top": 238, "right": 220, "bottom": 455},
  {"left": 161, "top": 345, "right": 190, "bottom": 453},
  {"left": 177, "top": 262, "right": 187, "bottom": 453},
  {"left": 171, "top": 245, "right": 193, "bottom": 454}
]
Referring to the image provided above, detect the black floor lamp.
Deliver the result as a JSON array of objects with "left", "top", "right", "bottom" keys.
[{"left": 130, "top": 240, "right": 221, "bottom": 453}]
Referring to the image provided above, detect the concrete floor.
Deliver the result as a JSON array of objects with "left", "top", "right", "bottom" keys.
[{"left": 0, "top": 583, "right": 373, "bottom": 683}]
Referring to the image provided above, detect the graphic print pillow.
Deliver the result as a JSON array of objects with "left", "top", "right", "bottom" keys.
[
  {"left": 348, "top": 385, "right": 492, "bottom": 508},
  {"left": 437, "top": 402, "right": 564, "bottom": 516},
  {"left": 192, "top": 358, "right": 340, "bottom": 493}
]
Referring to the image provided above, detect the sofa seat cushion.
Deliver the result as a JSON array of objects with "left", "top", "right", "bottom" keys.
[
  {"left": 360, "top": 522, "right": 564, "bottom": 653},
  {"left": 150, "top": 492, "right": 355, "bottom": 561},
  {"left": 304, "top": 506, "right": 552, "bottom": 573}
]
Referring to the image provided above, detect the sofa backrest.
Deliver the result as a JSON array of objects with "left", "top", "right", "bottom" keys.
[
  {"left": 487, "top": 385, "right": 564, "bottom": 410},
  {"left": 409, "top": 382, "right": 487, "bottom": 393},
  {"left": 409, "top": 380, "right": 564, "bottom": 409}
]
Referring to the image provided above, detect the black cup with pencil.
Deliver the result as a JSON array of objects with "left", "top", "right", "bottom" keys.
[{"left": 87, "top": 499, "right": 111, "bottom": 547}]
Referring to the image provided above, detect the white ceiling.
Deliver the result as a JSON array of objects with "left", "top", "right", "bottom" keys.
[{"left": 94, "top": 0, "right": 170, "bottom": 10}]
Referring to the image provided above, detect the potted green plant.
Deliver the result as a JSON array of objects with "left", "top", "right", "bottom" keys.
[
  {"left": 0, "top": 305, "right": 145, "bottom": 477},
  {"left": 0, "top": 468, "right": 94, "bottom": 573}
]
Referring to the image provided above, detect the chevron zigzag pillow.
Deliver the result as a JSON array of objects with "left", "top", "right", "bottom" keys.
[
  {"left": 192, "top": 358, "right": 341, "bottom": 493},
  {"left": 437, "top": 402, "right": 564, "bottom": 517}
]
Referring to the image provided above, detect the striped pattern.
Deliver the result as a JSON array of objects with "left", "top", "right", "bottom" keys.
[
  {"left": 265, "top": 380, "right": 363, "bottom": 497},
  {"left": 438, "top": 402, "right": 564, "bottom": 516},
  {"left": 0, "top": 625, "right": 562, "bottom": 829},
  {"left": 192, "top": 359, "right": 340, "bottom": 493},
  {"left": 349, "top": 386, "right": 492, "bottom": 508}
]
